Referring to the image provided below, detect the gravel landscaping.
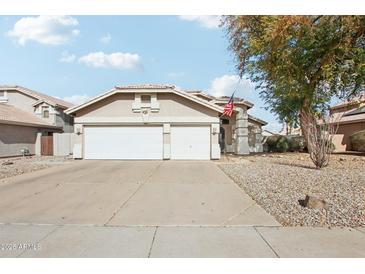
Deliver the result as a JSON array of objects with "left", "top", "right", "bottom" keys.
[
  {"left": 0, "top": 156, "right": 73, "bottom": 182},
  {"left": 218, "top": 153, "right": 365, "bottom": 227}
]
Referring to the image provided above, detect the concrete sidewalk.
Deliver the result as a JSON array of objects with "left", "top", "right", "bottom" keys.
[{"left": 1, "top": 224, "right": 364, "bottom": 258}]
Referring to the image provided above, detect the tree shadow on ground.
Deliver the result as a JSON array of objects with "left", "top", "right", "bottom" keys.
[{"left": 273, "top": 161, "right": 318, "bottom": 170}]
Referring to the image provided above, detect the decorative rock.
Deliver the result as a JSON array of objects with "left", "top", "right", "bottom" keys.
[
  {"left": 303, "top": 195, "right": 328, "bottom": 210},
  {"left": 218, "top": 153, "right": 364, "bottom": 227}
]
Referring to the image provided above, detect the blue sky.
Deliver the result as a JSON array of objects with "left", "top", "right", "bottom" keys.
[{"left": 0, "top": 15, "right": 282, "bottom": 131}]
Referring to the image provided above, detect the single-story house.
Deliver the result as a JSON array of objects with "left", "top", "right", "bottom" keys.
[
  {"left": 66, "top": 84, "right": 267, "bottom": 160},
  {"left": 0, "top": 85, "right": 74, "bottom": 157},
  {"left": 330, "top": 91, "right": 365, "bottom": 152}
]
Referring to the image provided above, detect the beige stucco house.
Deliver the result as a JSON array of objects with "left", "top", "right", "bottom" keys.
[
  {"left": 330, "top": 92, "right": 365, "bottom": 152},
  {"left": 66, "top": 84, "right": 267, "bottom": 160},
  {"left": 0, "top": 85, "right": 74, "bottom": 157}
]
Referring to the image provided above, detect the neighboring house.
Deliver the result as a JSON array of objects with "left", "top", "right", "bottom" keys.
[
  {"left": 330, "top": 91, "right": 365, "bottom": 152},
  {"left": 262, "top": 129, "right": 278, "bottom": 137},
  {"left": 66, "top": 84, "right": 267, "bottom": 160},
  {"left": 279, "top": 122, "right": 302, "bottom": 136},
  {"left": 0, "top": 85, "right": 74, "bottom": 157}
]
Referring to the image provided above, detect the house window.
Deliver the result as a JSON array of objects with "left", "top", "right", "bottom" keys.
[
  {"left": 221, "top": 119, "right": 230, "bottom": 125},
  {"left": 141, "top": 95, "right": 151, "bottom": 104},
  {"left": 42, "top": 106, "right": 49, "bottom": 118},
  {"left": 0, "top": 91, "right": 4, "bottom": 98}
]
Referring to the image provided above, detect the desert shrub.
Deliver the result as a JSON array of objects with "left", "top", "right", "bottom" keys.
[
  {"left": 350, "top": 130, "right": 365, "bottom": 152},
  {"left": 265, "top": 135, "right": 311, "bottom": 153},
  {"left": 287, "top": 135, "right": 306, "bottom": 152},
  {"left": 265, "top": 135, "right": 290, "bottom": 152},
  {"left": 276, "top": 136, "right": 290, "bottom": 152}
]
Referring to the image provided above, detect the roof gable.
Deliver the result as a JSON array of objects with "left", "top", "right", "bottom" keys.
[
  {"left": 65, "top": 85, "right": 224, "bottom": 115},
  {"left": 0, "top": 85, "right": 73, "bottom": 109}
]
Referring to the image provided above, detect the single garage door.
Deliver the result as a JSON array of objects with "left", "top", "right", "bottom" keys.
[
  {"left": 84, "top": 126, "right": 163, "bottom": 160},
  {"left": 170, "top": 126, "right": 211, "bottom": 160}
]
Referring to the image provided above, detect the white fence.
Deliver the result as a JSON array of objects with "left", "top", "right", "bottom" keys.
[{"left": 53, "top": 133, "right": 75, "bottom": 156}]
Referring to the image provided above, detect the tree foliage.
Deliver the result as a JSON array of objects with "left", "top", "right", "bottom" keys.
[
  {"left": 222, "top": 16, "right": 365, "bottom": 168},
  {"left": 222, "top": 16, "right": 365, "bottom": 122}
]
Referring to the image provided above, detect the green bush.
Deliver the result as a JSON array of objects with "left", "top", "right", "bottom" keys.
[
  {"left": 265, "top": 135, "right": 290, "bottom": 152},
  {"left": 350, "top": 130, "right": 365, "bottom": 152},
  {"left": 287, "top": 135, "right": 306, "bottom": 152},
  {"left": 265, "top": 135, "right": 309, "bottom": 153},
  {"left": 276, "top": 136, "right": 290, "bottom": 152}
]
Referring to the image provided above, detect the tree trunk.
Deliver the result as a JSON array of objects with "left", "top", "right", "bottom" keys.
[
  {"left": 299, "top": 107, "right": 334, "bottom": 169},
  {"left": 299, "top": 108, "right": 312, "bottom": 151}
]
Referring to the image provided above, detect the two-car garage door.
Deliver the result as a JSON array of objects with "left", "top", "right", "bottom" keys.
[
  {"left": 84, "top": 126, "right": 211, "bottom": 160},
  {"left": 84, "top": 126, "right": 163, "bottom": 160}
]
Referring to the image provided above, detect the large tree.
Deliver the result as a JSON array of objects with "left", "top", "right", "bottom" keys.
[{"left": 222, "top": 16, "right": 365, "bottom": 167}]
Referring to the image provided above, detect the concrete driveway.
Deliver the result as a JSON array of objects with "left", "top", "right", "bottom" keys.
[{"left": 0, "top": 160, "right": 278, "bottom": 226}]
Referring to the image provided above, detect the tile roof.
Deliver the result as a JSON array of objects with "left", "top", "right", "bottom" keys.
[
  {"left": 343, "top": 105, "right": 365, "bottom": 116},
  {"left": 331, "top": 91, "right": 365, "bottom": 110},
  {"left": 337, "top": 112, "right": 365, "bottom": 124},
  {"left": 188, "top": 91, "right": 254, "bottom": 108},
  {"left": 188, "top": 91, "right": 266, "bottom": 124},
  {"left": 248, "top": 114, "right": 267, "bottom": 125},
  {"left": 115, "top": 84, "right": 175, "bottom": 89},
  {"left": 0, "top": 85, "right": 74, "bottom": 109},
  {"left": 0, "top": 103, "right": 59, "bottom": 128}
]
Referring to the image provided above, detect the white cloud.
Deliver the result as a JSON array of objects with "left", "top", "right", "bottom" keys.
[
  {"left": 59, "top": 51, "right": 76, "bottom": 63},
  {"left": 100, "top": 33, "right": 111, "bottom": 44},
  {"left": 63, "top": 94, "right": 90, "bottom": 105},
  {"left": 8, "top": 16, "right": 79, "bottom": 46},
  {"left": 79, "top": 51, "right": 141, "bottom": 70},
  {"left": 208, "top": 74, "right": 255, "bottom": 97},
  {"left": 178, "top": 15, "right": 221, "bottom": 29}
]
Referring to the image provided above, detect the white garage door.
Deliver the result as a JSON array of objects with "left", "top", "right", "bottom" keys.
[
  {"left": 170, "top": 126, "right": 211, "bottom": 160},
  {"left": 84, "top": 126, "right": 163, "bottom": 160}
]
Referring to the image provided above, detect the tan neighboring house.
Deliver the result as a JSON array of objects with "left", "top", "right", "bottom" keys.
[
  {"left": 330, "top": 91, "right": 365, "bottom": 152},
  {"left": 0, "top": 85, "right": 74, "bottom": 157},
  {"left": 65, "top": 84, "right": 267, "bottom": 160}
]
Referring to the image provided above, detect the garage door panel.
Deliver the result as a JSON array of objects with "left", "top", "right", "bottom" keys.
[
  {"left": 84, "top": 126, "right": 163, "bottom": 160},
  {"left": 171, "top": 126, "right": 210, "bottom": 160}
]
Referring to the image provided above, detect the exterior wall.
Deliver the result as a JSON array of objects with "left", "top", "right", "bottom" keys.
[
  {"left": 4, "top": 90, "right": 73, "bottom": 132},
  {"left": 34, "top": 103, "right": 73, "bottom": 132},
  {"left": 248, "top": 120, "right": 264, "bottom": 153},
  {"left": 5, "top": 90, "right": 37, "bottom": 113},
  {"left": 76, "top": 93, "right": 218, "bottom": 119},
  {"left": 332, "top": 122, "right": 365, "bottom": 152},
  {"left": 34, "top": 102, "right": 57, "bottom": 125},
  {"left": 55, "top": 109, "right": 74, "bottom": 133},
  {"left": 0, "top": 124, "right": 38, "bottom": 157},
  {"left": 72, "top": 92, "right": 221, "bottom": 159}
]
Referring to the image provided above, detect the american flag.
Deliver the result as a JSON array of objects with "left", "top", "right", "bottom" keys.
[{"left": 222, "top": 93, "right": 235, "bottom": 117}]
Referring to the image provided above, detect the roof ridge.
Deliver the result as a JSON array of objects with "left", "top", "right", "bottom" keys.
[
  {"left": 0, "top": 85, "right": 74, "bottom": 109},
  {"left": 115, "top": 84, "right": 175, "bottom": 89}
]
